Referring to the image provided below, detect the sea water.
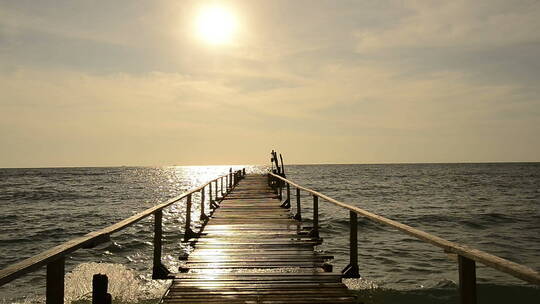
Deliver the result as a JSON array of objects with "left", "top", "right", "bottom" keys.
[{"left": 0, "top": 163, "right": 539, "bottom": 303}]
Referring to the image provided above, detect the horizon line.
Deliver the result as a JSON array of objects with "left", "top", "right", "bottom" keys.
[{"left": 1, "top": 160, "right": 539, "bottom": 170}]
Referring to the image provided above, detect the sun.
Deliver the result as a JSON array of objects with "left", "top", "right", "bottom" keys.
[{"left": 195, "top": 5, "right": 237, "bottom": 45}]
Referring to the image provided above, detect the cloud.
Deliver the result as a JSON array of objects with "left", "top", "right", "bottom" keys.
[
  {"left": 0, "top": 1, "right": 539, "bottom": 166},
  {"left": 356, "top": 1, "right": 540, "bottom": 52}
]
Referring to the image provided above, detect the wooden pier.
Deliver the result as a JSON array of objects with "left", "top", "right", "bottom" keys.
[
  {"left": 162, "top": 174, "right": 356, "bottom": 303},
  {"left": 1, "top": 151, "right": 540, "bottom": 304}
]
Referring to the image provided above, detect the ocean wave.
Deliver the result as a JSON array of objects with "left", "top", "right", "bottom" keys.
[{"left": 2, "top": 164, "right": 539, "bottom": 303}]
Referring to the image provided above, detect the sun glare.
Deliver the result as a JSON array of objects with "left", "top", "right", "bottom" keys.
[{"left": 196, "top": 5, "right": 237, "bottom": 45}]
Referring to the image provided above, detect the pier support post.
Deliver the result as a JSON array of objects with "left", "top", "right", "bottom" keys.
[
  {"left": 294, "top": 188, "right": 302, "bottom": 221},
  {"left": 342, "top": 211, "right": 360, "bottom": 278},
  {"left": 46, "top": 257, "right": 64, "bottom": 304},
  {"left": 459, "top": 255, "right": 477, "bottom": 304},
  {"left": 309, "top": 195, "right": 319, "bottom": 238},
  {"left": 153, "top": 209, "right": 170, "bottom": 279},
  {"left": 92, "top": 274, "right": 111, "bottom": 304},
  {"left": 184, "top": 194, "right": 197, "bottom": 241}
]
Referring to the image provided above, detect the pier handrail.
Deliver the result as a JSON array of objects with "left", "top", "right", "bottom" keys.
[
  {"left": 269, "top": 172, "right": 540, "bottom": 303},
  {"left": 0, "top": 168, "right": 246, "bottom": 303}
]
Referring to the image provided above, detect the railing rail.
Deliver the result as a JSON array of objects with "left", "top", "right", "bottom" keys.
[
  {"left": 0, "top": 168, "right": 246, "bottom": 304},
  {"left": 269, "top": 172, "right": 540, "bottom": 304}
]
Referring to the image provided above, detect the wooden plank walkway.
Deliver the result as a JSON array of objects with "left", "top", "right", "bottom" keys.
[{"left": 161, "top": 174, "right": 356, "bottom": 303}]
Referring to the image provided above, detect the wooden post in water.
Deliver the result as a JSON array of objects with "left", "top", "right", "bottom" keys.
[
  {"left": 459, "top": 255, "right": 477, "bottom": 304},
  {"left": 46, "top": 258, "right": 64, "bottom": 304},
  {"left": 184, "top": 194, "right": 196, "bottom": 241},
  {"left": 294, "top": 187, "right": 302, "bottom": 220},
  {"left": 342, "top": 211, "right": 360, "bottom": 278},
  {"left": 310, "top": 195, "right": 319, "bottom": 238},
  {"left": 92, "top": 274, "right": 111, "bottom": 304}
]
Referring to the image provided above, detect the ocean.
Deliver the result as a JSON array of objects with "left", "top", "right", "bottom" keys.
[{"left": 0, "top": 163, "right": 539, "bottom": 303}]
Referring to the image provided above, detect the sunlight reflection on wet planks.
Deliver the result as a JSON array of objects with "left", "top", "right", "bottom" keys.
[{"left": 162, "top": 174, "right": 356, "bottom": 304}]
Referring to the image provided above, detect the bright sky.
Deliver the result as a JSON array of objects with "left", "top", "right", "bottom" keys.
[{"left": 1, "top": 0, "right": 539, "bottom": 167}]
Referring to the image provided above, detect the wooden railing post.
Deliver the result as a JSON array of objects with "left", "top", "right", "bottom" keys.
[
  {"left": 309, "top": 195, "right": 319, "bottom": 238},
  {"left": 342, "top": 211, "right": 360, "bottom": 278},
  {"left": 459, "top": 255, "right": 477, "bottom": 304},
  {"left": 281, "top": 182, "right": 291, "bottom": 208},
  {"left": 286, "top": 183, "right": 290, "bottom": 203},
  {"left": 152, "top": 209, "right": 169, "bottom": 279},
  {"left": 209, "top": 182, "right": 213, "bottom": 203},
  {"left": 210, "top": 180, "right": 219, "bottom": 209},
  {"left": 200, "top": 187, "right": 208, "bottom": 221},
  {"left": 46, "top": 257, "right": 64, "bottom": 304},
  {"left": 294, "top": 188, "right": 302, "bottom": 221},
  {"left": 228, "top": 168, "right": 233, "bottom": 190},
  {"left": 184, "top": 194, "right": 196, "bottom": 241},
  {"left": 220, "top": 177, "right": 224, "bottom": 196}
]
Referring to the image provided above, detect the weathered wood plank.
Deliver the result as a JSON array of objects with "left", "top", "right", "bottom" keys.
[{"left": 163, "top": 174, "right": 355, "bottom": 303}]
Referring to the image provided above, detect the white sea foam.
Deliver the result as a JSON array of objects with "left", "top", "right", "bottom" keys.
[
  {"left": 343, "top": 277, "right": 380, "bottom": 290},
  {"left": 64, "top": 262, "right": 169, "bottom": 303}
]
